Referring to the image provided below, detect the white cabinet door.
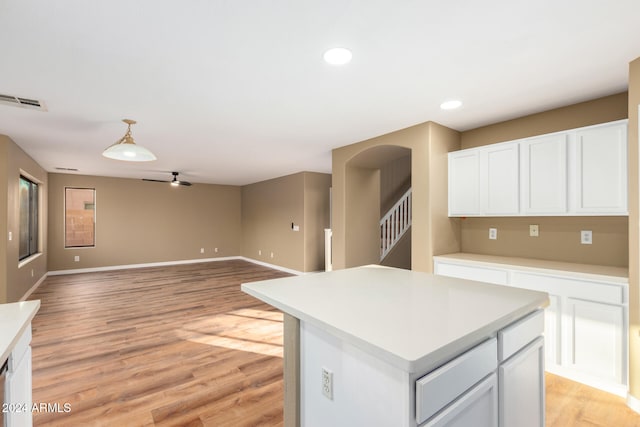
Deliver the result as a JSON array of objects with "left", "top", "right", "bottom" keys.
[
  {"left": 574, "top": 122, "right": 627, "bottom": 214},
  {"left": 481, "top": 143, "right": 519, "bottom": 215},
  {"left": 5, "top": 346, "right": 33, "bottom": 427},
  {"left": 566, "top": 298, "right": 625, "bottom": 383},
  {"left": 498, "top": 337, "right": 544, "bottom": 427},
  {"left": 520, "top": 133, "right": 568, "bottom": 214},
  {"left": 449, "top": 150, "right": 480, "bottom": 215},
  {"left": 423, "top": 374, "right": 498, "bottom": 427}
]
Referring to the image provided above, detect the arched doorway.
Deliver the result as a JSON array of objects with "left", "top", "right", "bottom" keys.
[{"left": 344, "top": 145, "right": 411, "bottom": 269}]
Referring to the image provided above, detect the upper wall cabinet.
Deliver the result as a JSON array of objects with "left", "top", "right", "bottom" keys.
[{"left": 448, "top": 120, "right": 628, "bottom": 217}]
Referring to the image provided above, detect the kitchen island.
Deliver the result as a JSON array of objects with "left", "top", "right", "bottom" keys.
[
  {"left": 1, "top": 300, "right": 40, "bottom": 427},
  {"left": 242, "top": 266, "right": 549, "bottom": 427}
]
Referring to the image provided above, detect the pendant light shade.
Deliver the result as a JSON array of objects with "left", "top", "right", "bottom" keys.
[{"left": 102, "top": 119, "right": 157, "bottom": 162}]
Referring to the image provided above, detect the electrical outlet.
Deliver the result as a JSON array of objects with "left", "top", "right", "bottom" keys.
[
  {"left": 489, "top": 228, "right": 497, "bottom": 240},
  {"left": 529, "top": 224, "right": 539, "bottom": 237},
  {"left": 581, "top": 230, "right": 593, "bottom": 245},
  {"left": 74, "top": 255, "right": 80, "bottom": 262},
  {"left": 8, "top": 231, "right": 11, "bottom": 241},
  {"left": 200, "top": 248, "right": 205, "bottom": 254},
  {"left": 258, "top": 250, "right": 262, "bottom": 256},
  {"left": 270, "top": 252, "right": 274, "bottom": 258},
  {"left": 321, "top": 367, "right": 333, "bottom": 400},
  {"left": 214, "top": 247, "right": 218, "bottom": 253},
  {"left": 31, "top": 269, "right": 34, "bottom": 277}
]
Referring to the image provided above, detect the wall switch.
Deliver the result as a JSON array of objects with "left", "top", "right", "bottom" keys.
[
  {"left": 292, "top": 224, "right": 300, "bottom": 232},
  {"left": 529, "top": 224, "right": 539, "bottom": 237},
  {"left": 321, "top": 367, "right": 333, "bottom": 400},
  {"left": 200, "top": 248, "right": 205, "bottom": 254},
  {"left": 214, "top": 247, "right": 218, "bottom": 253},
  {"left": 489, "top": 228, "right": 497, "bottom": 240},
  {"left": 270, "top": 252, "right": 274, "bottom": 258},
  {"left": 581, "top": 230, "right": 593, "bottom": 245},
  {"left": 31, "top": 269, "right": 34, "bottom": 277},
  {"left": 74, "top": 255, "right": 80, "bottom": 262},
  {"left": 258, "top": 250, "right": 262, "bottom": 256},
  {"left": 8, "top": 231, "right": 11, "bottom": 241}
]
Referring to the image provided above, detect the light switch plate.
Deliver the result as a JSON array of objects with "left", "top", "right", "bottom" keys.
[
  {"left": 489, "top": 228, "right": 497, "bottom": 240},
  {"left": 581, "top": 230, "right": 593, "bottom": 245},
  {"left": 529, "top": 225, "right": 539, "bottom": 237}
]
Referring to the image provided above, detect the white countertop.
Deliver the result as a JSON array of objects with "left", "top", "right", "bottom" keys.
[
  {"left": 433, "top": 253, "right": 628, "bottom": 284},
  {"left": 0, "top": 300, "right": 40, "bottom": 363},
  {"left": 242, "top": 266, "right": 548, "bottom": 374}
]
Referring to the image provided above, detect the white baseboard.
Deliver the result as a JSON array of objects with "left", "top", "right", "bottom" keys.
[
  {"left": 47, "top": 256, "right": 304, "bottom": 277},
  {"left": 239, "top": 257, "right": 303, "bottom": 275},
  {"left": 628, "top": 393, "right": 640, "bottom": 414},
  {"left": 19, "top": 273, "right": 48, "bottom": 301}
]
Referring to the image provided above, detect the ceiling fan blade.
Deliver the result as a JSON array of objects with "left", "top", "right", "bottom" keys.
[
  {"left": 142, "top": 179, "right": 170, "bottom": 183},
  {"left": 178, "top": 181, "right": 192, "bottom": 186}
]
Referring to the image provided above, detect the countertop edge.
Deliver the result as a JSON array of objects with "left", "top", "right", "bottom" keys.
[{"left": 1, "top": 300, "right": 41, "bottom": 364}]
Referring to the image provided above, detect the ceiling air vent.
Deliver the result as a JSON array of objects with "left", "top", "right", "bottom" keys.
[{"left": 0, "top": 93, "right": 47, "bottom": 111}]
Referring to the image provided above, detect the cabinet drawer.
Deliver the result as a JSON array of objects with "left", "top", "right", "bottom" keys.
[
  {"left": 511, "top": 272, "right": 624, "bottom": 305},
  {"left": 498, "top": 310, "right": 544, "bottom": 362},
  {"left": 434, "top": 262, "right": 508, "bottom": 285},
  {"left": 8, "top": 326, "right": 32, "bottom": 372},
  {"left": 416, "top": 338, "right": 497, "bottom": 424}
]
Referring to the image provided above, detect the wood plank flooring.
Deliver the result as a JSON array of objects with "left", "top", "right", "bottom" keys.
[
  {"left": 27, "top": 260, "right": 290, "bottom": 427},
  {"left": 26, "top": 260, "right": 640, "bottom": 426}
]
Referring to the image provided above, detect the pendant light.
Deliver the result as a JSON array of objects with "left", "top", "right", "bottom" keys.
[{"left": 102, "top": 119, "right": 157, "bottom": 162}]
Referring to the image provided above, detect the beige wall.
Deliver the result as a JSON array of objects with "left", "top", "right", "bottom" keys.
[
  {"left": 459, "top": 93, "right": 629, "bottom": 267},
  {"left": 628, "top": 57, "right": 640, "bottom": 403},
  {"left": 0, "top": 135, "right": 48, "bottom": 303},
  {"left": 380, "top": 154, "right": 411, "bottom": 215},
  {"left": 241, "top": 171, "right": 331, "bottom": 272},
  {"left": 48, "top": 173, "right": 241, "bottom": 271},
  {"left": 303, "top": 173, "right": 332, "bottom": 272},
  {"left": 332, "top": 121, "right": 461, "bottom": 272},
  {"left": 345, "top": 166, "right": 380, "bottom": 267}
]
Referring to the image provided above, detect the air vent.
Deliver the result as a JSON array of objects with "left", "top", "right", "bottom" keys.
[
  {"left": 55, "top": 167, "right": 79, "bottom": 172},
  {"left": 0, "top": 93, "right": 47, "bottom": 111}
]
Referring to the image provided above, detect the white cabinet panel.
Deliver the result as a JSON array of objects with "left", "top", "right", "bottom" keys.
[
  {"left": 5, "top": 346, "right": 33, "bottom": 427},
  {"left": 544, "top": 294, "right": 561, "bottom": 367},
  {"left": 481, "top": 143, "right": 519, "bottom": 215},
  {"left": 574, "top": 122, "right": 627, "bottom": 213},
  {"left": 423, "top": 374, "right": 498, "bottom": 427},
  {"left": 499, "top": 337, "right": 545, "bottom": 427},
  {"left": 433, "top": 262, "right": 508, "bottom": 285},
  {"left": 449, "top": 150, "right": 480, "bottom": 215},
  {"left": 498, "top": 310, "right": 544, "bottom": 362},
  {"left": 567, "top": 298, "right": 625, "bottom": 383},
  {"left": 520, "top": 133, "right": 567, "bottom": 214}
]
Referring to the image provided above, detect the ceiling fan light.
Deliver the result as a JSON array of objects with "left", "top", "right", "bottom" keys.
[{"left": 102, "top": 119, "right": 157, "bottom": 162}]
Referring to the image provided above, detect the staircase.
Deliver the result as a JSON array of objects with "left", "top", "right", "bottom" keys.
[{"left": 380, "top": 188, "right": 412, "bottom": 260}]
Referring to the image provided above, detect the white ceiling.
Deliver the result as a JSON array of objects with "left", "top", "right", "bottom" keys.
[{"left": 1, "top": 0, "right": 639, "bottom": 186}]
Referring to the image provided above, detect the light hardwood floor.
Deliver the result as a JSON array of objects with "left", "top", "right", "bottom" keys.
[{"left": 26, "top": 260, "right": 640, "bottom": 426}]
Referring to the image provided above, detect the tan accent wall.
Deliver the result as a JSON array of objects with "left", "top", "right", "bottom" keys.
[
  {"left": 0, "top": 135, "right": 48, "bottom": 303},
  {"left": 459, "top": 93, "right": 629, "bottom": 267},
  {"left": 332, "top": 122, "right": 461, "bottom": 272},
  {"left": 628, "top": 57, "right": 640, "bottom": 402},
  {"left": 241, "top": 172, "right": 331, "bottom": 272},
  {"left": 380, "top": 154, "right": 411, "bottom": 215},
  {"left": 303, "top": 173, "right": 332, "bottom": 272},
  {"left": 48, "top": 173, "right": 241, "bottom": 271}
]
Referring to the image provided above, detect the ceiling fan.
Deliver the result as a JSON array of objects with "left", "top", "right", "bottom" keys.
[{"left": 143, "top": 171, "right": 192, "bottom": 187}]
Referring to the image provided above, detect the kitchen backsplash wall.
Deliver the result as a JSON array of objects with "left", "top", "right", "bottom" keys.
[{"left": 460, "top": 216, "right": 628, "bottom": 267}]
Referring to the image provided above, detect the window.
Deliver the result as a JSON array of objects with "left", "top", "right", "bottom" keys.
[
  {"left": 65, "top": 188, "right": 96, "bottom": 248},
  {"left": 19, "top": 176, "right": 39, "bottom": 260}
]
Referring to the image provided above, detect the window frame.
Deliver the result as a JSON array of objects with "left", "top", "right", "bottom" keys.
[
  {"left": 19, "top": 175, "right": 39, "bottom": 261},
  {"left": 64, "top": 187, "right": 97, "bottom": 249}
]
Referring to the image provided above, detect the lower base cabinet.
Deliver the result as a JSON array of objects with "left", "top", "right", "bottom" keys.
[
  {"left": 499, "top": 337, "right": 545, "bottom": 427},
  {"left": 423, "top": 374, "right": 498, "bottom": 427}
]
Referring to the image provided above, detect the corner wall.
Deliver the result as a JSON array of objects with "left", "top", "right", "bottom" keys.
[
  {"left": 1, "top": 135, "right": 48, "bottom": 303},
  {"left": 241, "top": 171, "right": 331, "bottom": 272},
  {"left": 47, "top": 173, "right": 241, "bottom": 271}
]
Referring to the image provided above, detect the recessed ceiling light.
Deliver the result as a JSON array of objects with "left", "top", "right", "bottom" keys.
[
  {"left": 440, "top": 100, "right": 462, "bottom": 110},
  {"left": 323, "top": 47, "right": 353, "bottom": 66}
]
